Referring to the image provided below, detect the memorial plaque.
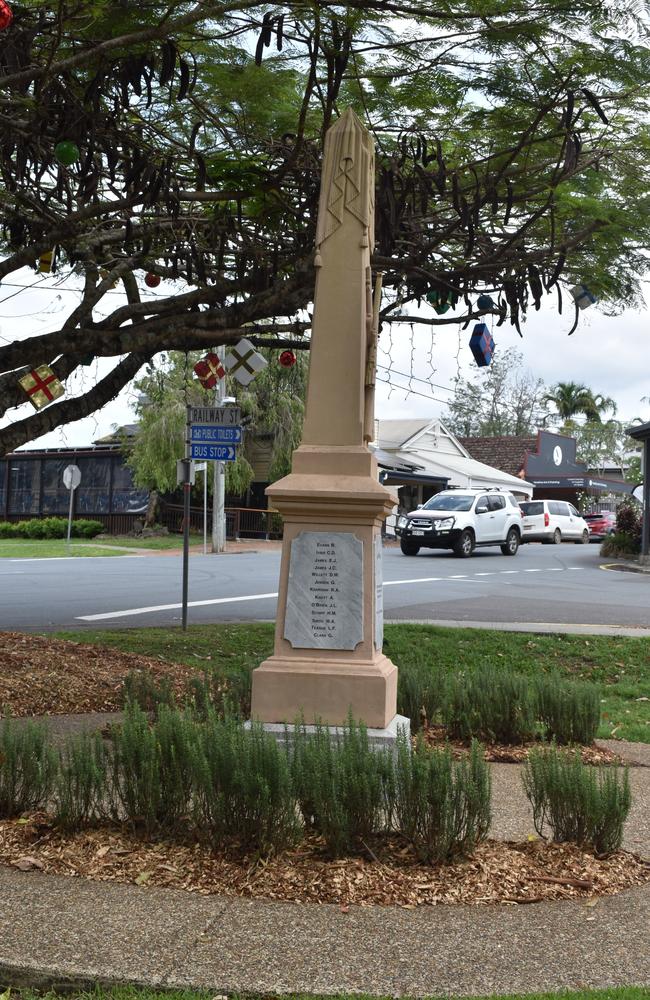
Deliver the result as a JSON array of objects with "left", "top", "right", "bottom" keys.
[
  {"left": 284, "top": 531, "right": 364, "bottom": 650},
  {"left": 374, "top": 534, "right": 384, "bottom": 650}
]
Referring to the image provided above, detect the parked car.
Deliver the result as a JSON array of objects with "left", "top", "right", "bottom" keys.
[
  {"left": 519, "top": 499, "right": 590, "bottom": 544},
  {"left": 583, "top": 510, "right": 617, "bottom": 541},
  {"left": 395, "top": 487, "right": 523, "bottom": 558}
]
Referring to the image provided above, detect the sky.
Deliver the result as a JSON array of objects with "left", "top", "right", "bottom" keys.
[{"left": 1, "top": 264, "right": 649, "bottom": 452}]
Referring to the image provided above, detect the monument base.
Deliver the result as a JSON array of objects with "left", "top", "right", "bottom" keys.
[
  {"left": 251, "top": 653, "right": 397, "bottom": 729},
  {"left": 244, "top": 713, "right": 411, "bottom": 754}
]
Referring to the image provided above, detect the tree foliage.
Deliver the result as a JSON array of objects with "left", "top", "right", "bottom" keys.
[
  {"left": 126, "top": 348, "right": 307, "bottom": 495},
  {"left": 2, "top": 0, "right": 650, "bottom": 454},
  {"left": 542, "top": 381, "right": 617, "bottom": 424},
  {"left": 443, "top": 349, "right": 547, "bottom": 437}
]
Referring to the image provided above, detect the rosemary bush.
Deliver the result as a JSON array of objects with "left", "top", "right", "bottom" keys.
[
  {"left": 442, "top": 666, "right": 536, "bottom": 744},
  {"left": 194, "top": 716, "right": 300, "bottom": 854},
  {"left": 108, "top": 700, "right": 161, "bottom": 833},
  {"left": 397, "top": 658, "right": 445, "bottom": 731},
  {"left": 0, "top": 718, "right": 57, "bottom": 817},
  {"left": 54, "top": 732, "right": 107, "bottom": 831},
  {"left": 394, "top": 735, "right": 491, "bottom": 864},
  {"left": 523, "top": 746, "right": 632, "bottom": 854},
  {"left": 154, "top": 704, "right": 198, "bottom": 830},
  {"left": 535, "top": 674, "right": 600, "bottom": 745},
  {"left": 291, "top": 716, "right": 395, "bottom": 856},
  {"left": 122, "top": 670, "right": 175, "bottom": 714}
]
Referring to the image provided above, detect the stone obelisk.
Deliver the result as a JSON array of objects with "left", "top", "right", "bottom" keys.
[{"left": 251, "top": 109, "right": 401, "bottom": 732}]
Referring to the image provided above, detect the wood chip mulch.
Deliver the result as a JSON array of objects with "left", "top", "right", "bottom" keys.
[
  {"left": 1, "top": 816, "right": 648, "bottom": 908},
  {"left": 0, "top": 631, "right": 197, "bottom": 716},
  {"left": 420, "top": 725, "right": 624, "bottom": 766}
]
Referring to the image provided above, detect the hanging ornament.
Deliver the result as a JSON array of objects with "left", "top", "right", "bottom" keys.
[
  {"left": 477, "top": 293, "right": 495, "bottom": 311},
  {"left": 570, "top": 284, "right": 597, "bottom": 309},
  {"left": 19, "top": 365, "right": 65, "bottom": 410},
  {"left": 278, "top": 349, "right": 297, "bottom": 368},
  {"left": 144, "top": 272, "right": 161, "bottom": 288},
  {"left": 426, "top": 288, "right": 457, "bottom": 315},
  {"left": 99, "top": 268, "right": 118, "bottom": 289},
  {"left": 194, "top": 352, "right": 225, "bottom": 390},
  {"left": 37, "top": 249, "right": 55, "bottom": 274},
  {"left": 54, "top": 140, "right": 80, "bottom": 167},
  {"left": 469, "top": 323, "right": 495, "bottom": 367},
  {"left": 0, "top": 0, "right": 12, "bottom": 31}
]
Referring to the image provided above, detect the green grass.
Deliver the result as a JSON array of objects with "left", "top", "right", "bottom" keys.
[
  {"left": 10, "top": 985, "right": 650, "bottom": 1000},
  {"left": 53, "top": 623, "right": 650, "bottom": 743},
  {"left": 0, "top": 536, "right": 202, "bottom": 558}
]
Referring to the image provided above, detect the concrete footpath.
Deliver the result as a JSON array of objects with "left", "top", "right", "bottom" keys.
[{"left": 0, "top": 748, "right": 649, "bottom": 997}]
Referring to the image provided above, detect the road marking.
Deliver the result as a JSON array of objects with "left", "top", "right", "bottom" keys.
[
  {"left": 12, "top": 556, "right": 143, "bottom": 563},
  {"left": 74, "top": 562, "right": 587, "bottom": 621},
  {"left": 77, "top": 591, "right": 279, "bottom": 621}
]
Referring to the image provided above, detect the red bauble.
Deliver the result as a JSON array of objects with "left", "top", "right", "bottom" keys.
[
  {"left": 144, "top": 272, "right": 161, "bottom": 288},
  {"left": 0, "top": 1, "right": 13, "bottom": 31},
  {"left": 279, "top": 350, "right": 297, "bottom": 368}
]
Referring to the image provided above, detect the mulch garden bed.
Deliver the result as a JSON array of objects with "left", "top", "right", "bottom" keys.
[{"left": 1, "top": 816, "right": 648, "bottom": 908}]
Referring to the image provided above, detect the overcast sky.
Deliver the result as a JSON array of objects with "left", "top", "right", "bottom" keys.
[{"left": 2, "top": 265, "right": 648, "bottom": 452}]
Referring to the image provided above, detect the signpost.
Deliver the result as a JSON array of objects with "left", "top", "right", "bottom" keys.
[
  {"left": 62, "top": 464, "right": 81, "bottom": 555},
  {"left": 181, "top": 402, "right": 243, "bottom": 629}
]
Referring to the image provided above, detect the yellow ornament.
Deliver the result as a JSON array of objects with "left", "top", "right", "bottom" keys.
[{"left": 19, "top": 365, "right": 65, "bottom": 410}]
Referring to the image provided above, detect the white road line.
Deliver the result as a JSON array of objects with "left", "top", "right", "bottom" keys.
[
  {"left": 12, "top": 556, "right": 143, "bottom": 563},
  {"left": 77, "top": 591, "right": 279, "bottom": 621},
  {"left": 474, "top": 572, "right": 495, "bottom": 576},
  {"left": 449, "top": 574, "right": 468, "bottom": 579},
  {"left": 384, "top": 577, "right": 442, "bottom": 586},
  {"left": 499, "top": 570, "right": 518, "bottom": 574},
  {"left": 523, "top": 568, "right": 542, "bottom": 572}
]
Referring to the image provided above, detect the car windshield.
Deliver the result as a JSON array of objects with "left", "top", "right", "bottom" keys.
[
  {"left": 422, "top": 494, "right": 475, "bottom": 512},
  {"left": 520, "top": 501, "right": 544, "bottom": 515}
]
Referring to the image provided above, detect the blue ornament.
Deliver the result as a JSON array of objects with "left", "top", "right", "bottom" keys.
[
  {"left": 469, "top": 323, "right": 495, "bottom": 367},
  {"left": 570, "top": 284, "right": 597, "bottom": 309},
  {"left": 477, "top": 293, "right": 494, "bottom": 311}
]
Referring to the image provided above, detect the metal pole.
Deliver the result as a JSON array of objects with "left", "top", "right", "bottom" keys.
[
  {"left": 182, "top": 405, "right": 191, "bottom": 630},
  {"left": 641, "top": 438, "right": 650, "bottom": 557},
  {"left": 203, "top": 466, "right": 208, "bottom": 556},
  {"left": 66, "top": 486, "right": 74, "bottom": 556},
  {"left": 212, "top": 348, "right": 226, "bottom": 553}
]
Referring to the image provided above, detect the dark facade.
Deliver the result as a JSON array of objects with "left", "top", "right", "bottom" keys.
[{"left": 0, "top": 445, "right": 148, "bottom": 530}]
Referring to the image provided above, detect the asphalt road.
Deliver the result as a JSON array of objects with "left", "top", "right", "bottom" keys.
[{"left": 1, "top": 540, "right": 649, "bottom": 632}]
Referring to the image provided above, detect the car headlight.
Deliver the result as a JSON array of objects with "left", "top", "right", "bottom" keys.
[
  {"left": 397, "top": 515, "right": 407, "bottom": 528},
  {"left": 433, "top": 517, "right": 454, "bottom": 531}
]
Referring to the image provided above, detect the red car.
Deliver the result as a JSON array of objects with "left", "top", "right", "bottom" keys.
[{"left": 583, "top": 511, "right": 617, "bottom": 541}]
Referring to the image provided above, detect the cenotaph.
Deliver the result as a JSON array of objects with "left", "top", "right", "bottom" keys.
[{"left": 250, "top": 109, "right": 406, "bottom": 739}]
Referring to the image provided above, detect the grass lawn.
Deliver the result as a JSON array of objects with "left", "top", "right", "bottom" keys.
[
  {"left": 12, "top": 986, "right": 650, "bottom": 1000},
  {"left": 0, "top": 536, "right": 201, "bottom": 558},
  {"left": 55, "top": 623, "right": 650, "bottom": 743}
]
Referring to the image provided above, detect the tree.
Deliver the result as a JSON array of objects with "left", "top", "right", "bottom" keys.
[
  {"left": 2, "top": 1, "right": 650, "bottom": 454},
  {"left": 543, "top": 382, "right": 617, "bottom": 425},
  {"left": 443, "top": 349, "right": 547, "bottom": 437},
  {"left": 126, "top": 349, "right": 307, "bottom": 495}
]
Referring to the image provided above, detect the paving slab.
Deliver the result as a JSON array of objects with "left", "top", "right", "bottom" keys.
[{"left": 0, "top": 867, "right": 221, "bottom": 991}]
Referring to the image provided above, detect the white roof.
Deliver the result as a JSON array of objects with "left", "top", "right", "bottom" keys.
[{"left": 375, "top": 418, "right": 533, "bottom": 497}]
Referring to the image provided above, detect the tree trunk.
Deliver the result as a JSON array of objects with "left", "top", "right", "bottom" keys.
[{"left": 144, "top": 490, "right": 160, "bottom": 529}]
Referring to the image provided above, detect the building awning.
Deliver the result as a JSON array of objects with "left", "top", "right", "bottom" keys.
[{"left": 396, "top": 448, "right": 534, "bottom": 496}]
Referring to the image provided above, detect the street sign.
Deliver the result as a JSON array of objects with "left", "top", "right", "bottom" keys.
[
  {"left": 189, "top": 405, "right": 240, "bottom": 425},
  {"left": 190, "top": 443, "right": 237, "bottom": 461},
  {"left": 190, "top": 425, "right": 242, "bottom": 444},
  {"left": 63, "top": 464, "right": 81, "bottom": 490}
]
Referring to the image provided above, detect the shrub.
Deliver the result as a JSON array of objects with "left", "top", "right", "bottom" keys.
[
  {"left": 72, "top": 519, "right": 104, "bottom": 539},
  {"left": 154, "top": 704, "right": 198, "bottom": 829},
  {"left": 523, "top": 746, "right": 631, "bottom": 855},
  {"left": 397, "top": 658, "right": 444, "bottom": 731},
  {"left": 601, "top": 531, "right": 641, "bottom": 557},
  {"left": 394, "top": 736, "right": 491, "bottom": 864},
  {"left": 122, "top": 670, "right": 176, "bottom": 713},
  {"left": 535, "top": 674, "right": 600, "bottom": 745},
  {"left": 0, "top": 517, "right": 104, "bottom": 540},
  {"left": 0, "top": 718, "right": 57, "bottom": 817},
  {"left": 54, "top": 732, "right": 108, "bottom": 831},
  {"left": 442, "top": 666, "right": 536, "bottom": 744},
  {"left": 108, "top": 700, "right": 161, "bottom": 833},
  {"left": 291, "top": 716, "right": 395, "bottom": 856},
  {"left": 0, "top": 521, "right": 15, "bottom": 538},
  {"left": 187, "top": 664, "right": 251, "bottom": 720},
  {"left": 194, "top": 717, "right": 300, "bottom": 855}
]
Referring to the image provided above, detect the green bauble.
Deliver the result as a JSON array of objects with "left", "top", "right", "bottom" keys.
[{"left": 54, "top": 140, "right": 80, "bottom": 166}]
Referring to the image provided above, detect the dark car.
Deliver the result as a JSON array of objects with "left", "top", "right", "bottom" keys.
[{"left": 583, "top": 511, "right": 617, "bottom": 541}]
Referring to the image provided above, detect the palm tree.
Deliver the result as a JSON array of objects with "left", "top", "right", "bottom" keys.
[{"left": 543, "top": 382, "right": 617, "bottom": 426}]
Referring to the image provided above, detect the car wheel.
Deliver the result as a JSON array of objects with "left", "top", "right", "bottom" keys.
[
  {"left": 501, "top": 527, "right": 520, "bottom": 556},
  {"left": 453, "top": 529, "right": 475, "bottom": 558},
  {"left": 400, "top": 538, "right": 420, "bottom": 556},
  {"left": 552, "top": 528, "right": 561, "bottom": 544},
  {"left": 575, "top": 529, "right": 589, "bottom": 544}
]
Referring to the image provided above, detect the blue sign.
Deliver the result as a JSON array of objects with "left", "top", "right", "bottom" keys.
[
  {"left": 190, "top": 443, "right": 237, "bottom": 461},
  {"left": 190, "top": 425, "right": 242, "bottom": 443}
]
